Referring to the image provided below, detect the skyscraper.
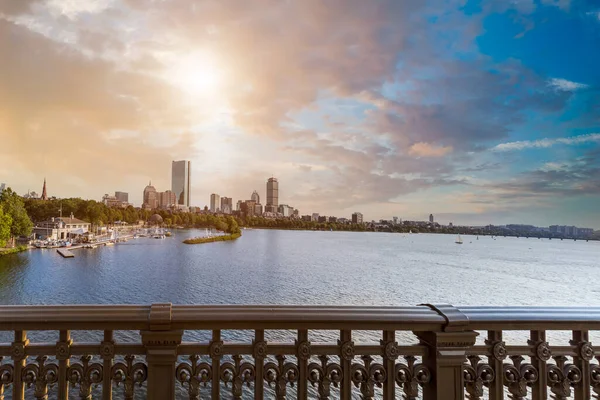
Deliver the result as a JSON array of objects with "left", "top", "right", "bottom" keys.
[
  {"left": 210, "top": 194, "right": 220, "bottom": 213},
  {"left": 172, "top": 160, "right": 191, "bottom": 207},
  {"left": 220, "top": 197, "right": 233, "bottom": 214},
  {"left": 266, "top": 177, "right": 278, "bottom": 213},
  {"left": 429, "top": 214, "right": 434, "bottom": 223},
  {"left": 143, "top": 182, "right": 158, "bottom": 209},
  {"left": 251, "top": 190, "right": 260, "bottom": 204}
]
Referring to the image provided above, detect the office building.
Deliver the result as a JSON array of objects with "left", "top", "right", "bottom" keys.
[
  {"left": 102, "top": 194, "right": 122, "bottom": 208},
  {"left": 236, "top": 200, "right": 243, "bottom": 211},
  {"left": 265, "top": 177, "right": 278, "bottom": 213},
  {"left": 352, "top": 212, "right": 363, "bottom": 224},
  {"left": 311, "top": 213, "right": 319, "bottom": 222},
  {"left": 221, "top": 197, "right": 233, "bottom": 214},
  {"left": 172, "top": 160, "right": 191, "bottom": 207},
  {"left": 429, "top": 214, "right": 434, "bottom": 223},
  {"left": 251, "top": 190, "right": 260, "bottom": 204},
  {"left": 278, "top": 204, "right": 293, "bottom": 217},
  {"left": 115, "top": 192, "right": 129, "bottom": 203},
  {"left": 143, "top": 182, "right": 158, "bottom": 209},
  {"left": 158, "top": 190, "right": 176, "bottom": 209},
  {"left": 210, "top": 194, "right": 220, "bottom": 213},
  {"left": 254, "top": 203, "right": 263, "bottom": 216},
  {"left": 241, "top": 200, "right": 256, "bottom": 217}
]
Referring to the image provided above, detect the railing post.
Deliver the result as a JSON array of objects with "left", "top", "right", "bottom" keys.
[
  {"left": 571, "top": 330, "right": 592, "bottom": 400},
  {"left": 140, "top": 303, "right": 182, "bottom": 400},
  {"left": 11, "top": 330, "right": 28, "bottom": 400},
  {"left": 417, "top": 304, "right": 477, "bottom": 400},
  {"left": 56, "top": 330, "right": 72, "bottom": 400},
  {"left": 529, "top": 330, "right": 549, "bottom": 400}
]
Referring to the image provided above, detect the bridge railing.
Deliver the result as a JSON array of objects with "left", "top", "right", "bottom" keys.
[{"left": 0, "top": 303, "right": 599, "bottom": 399}]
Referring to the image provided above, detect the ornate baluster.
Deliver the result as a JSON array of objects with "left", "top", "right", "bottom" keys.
[
  {"left": 486, "top": 331, "right": 506, "bottom": 400},
  {"left": 101, "top": 330, "right": 114, "bottom": 400},
  {"left": 68, "top": 355, "right": 104, "bottom": 400},
  {"left": 308, "top": 355, "right": 342, "bottom": 400},
  {"left": 253, "top": 330, "right": 266, "bottom": 400},
  {"left": 56, "top": 330, "right": 72, "bottom": 400},
  {"left": 111, "top": 355, "right": 147, "bottom": 400},
  {"left": 11, "top": 330, "right": 28, "bottom": 400},
  {"left": 264, "top": 355, "right": 299, "bottom": 400},
  {"left": 529, "top": 330, "right": 550, "bottom": 400},
  {"left": 503, "top": 355, "right": 538, "bottom": 400},
  {"left": 220, "top": 355, "right": 255, "bottom": 399},
  {"left": 296, "top": 329, "right": 310, "bottom": 400},
  {"left": 22, "top": 355, "right": 59, "bottom": 400},
  {"left": 350, "top": 355, "right": 385, "bottom": 400},
  {"left": 547, "top": 355, "right": 582, "bottom": 400},
  {"left": 591, "top": 355, "right": 600, "bottom": 399},
  {"left": 210, "top": 330, "right": 222, "bottom": 399},
  {"left": 176, "top": 355, "right": 212, "bottom": 399},
  {"left": 395, "top": 355, "right": 431, "bottom": 400},
  {"left": 381, "top": 331, "right": 397, "bottom": 400},
  {"left": 571, "top": 330, "right": 593, "bottom": 400},
  {"left": 339, "top": 330, "right": 354, "bottom": 400},
  {"left": 463, "top": 355, "right": 495, "bottom": 400},
  {"left": 0, "top": 357, "right": 14, "bottom": 400}
]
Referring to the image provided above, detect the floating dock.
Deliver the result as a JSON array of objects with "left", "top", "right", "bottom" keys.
[{"left": 57, "top": 249, "right": 75, "bottom": 258}]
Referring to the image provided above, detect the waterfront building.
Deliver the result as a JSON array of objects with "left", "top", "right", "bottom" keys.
[
  {"left": 158, "top": 190, "right": 176, "bottom": 209},
  {"left": 254, "top": 203, "right": 263, "bottom": 216},
  {"left": 41, "top": 178, "right": 48, "bottom": 200},
  {"left": 143, "top": 182, "right": 158, "bottom": 209},
  {"left": 328, "top": 216, "right": 337, "bottom": 223},
  {"left": 318, "top": 216, "right": 327, "bottom": 223},
  {"left": 311, "top": 213, "right": 319, "bottom": 222},
  {"left": 115, "top": 191, "right": 129, "bottom": 203},
  {"left": 301, "top": 215, "right": 312, "bottom": 222},
  {"left": 429, "top": 214, "right": 434, "bottom": 223},
  {"left": 266, "top": 177, "right": 278, "bottom": 213},
  {"left": 251, "top": 190, "right": 260, "bottom": 204},
  {"left": 220, "top": 197, "right": 233, "bottom": 214},
  {"left": 210, "top": 194, "right": 220, "bottom": 213},
  {"left": 172, "top": 160, "right": 191, "bottom": 207},
  {"left": 352, "top": 212, "right": 363, "bottom": 224},
  {"left": 33, "top": 214, "right": 91, "bottom": 240}
]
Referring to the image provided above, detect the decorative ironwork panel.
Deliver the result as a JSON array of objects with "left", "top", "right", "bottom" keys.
[
  {"left": 395, "top": 355, "right": 430, "bottom": 400},
  {"left": 111, "top": 355, "right": 147, "bottom": 400},
  {"left": 308, "top": 355, "right": 342, "bottom": 400},
  {"left": 463, "top": 355, "right": 494, "bottom": 400},
  {"left": 67, "top": 355, "right": 104, "bottom": 400},
  {"left": 503, "top": 355, "right": 538, "bottom": 400}
]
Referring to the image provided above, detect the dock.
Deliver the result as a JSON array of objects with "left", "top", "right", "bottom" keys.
[{"left": 57, "top": 249, "right": 75, "bottom": 258}]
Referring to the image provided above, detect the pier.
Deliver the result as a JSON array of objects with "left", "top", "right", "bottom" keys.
[{"left": 56, "top": 249, "right": 74, "bottom": 258}]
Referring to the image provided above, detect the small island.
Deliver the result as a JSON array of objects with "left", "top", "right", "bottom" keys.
[{"left": 183, "top": 216, "right": 241, "bottom": 245}]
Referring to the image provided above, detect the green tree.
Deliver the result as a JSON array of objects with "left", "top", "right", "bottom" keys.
[
  {"left": 0, "top": 188, "right": 33, "bottom": 245},
  {"left": 0, "top": 206, "right": 13, "bottom": 247}
]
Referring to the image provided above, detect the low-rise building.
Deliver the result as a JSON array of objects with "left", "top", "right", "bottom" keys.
[{"left": 33, "top": 214, "right": 91, "bottom": 240}]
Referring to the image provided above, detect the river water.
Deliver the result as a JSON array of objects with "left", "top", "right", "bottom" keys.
[{"left": 1, "top": 229, "right": 598, "bottom": 307}]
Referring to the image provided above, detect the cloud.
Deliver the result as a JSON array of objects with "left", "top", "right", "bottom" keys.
[
  {"left": 492, "top": 133, "right": 600, "bottom": 151},
  {"left": 408, "top": 142, "right": 453, "bottom": 157},
  {"left": 547, "top": 78, "right": 589, "bottom": 92}
]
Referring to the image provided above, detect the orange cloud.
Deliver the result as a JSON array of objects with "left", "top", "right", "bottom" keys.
[{"left": 408, "top": 142, "right": 453, "bottom": 157}]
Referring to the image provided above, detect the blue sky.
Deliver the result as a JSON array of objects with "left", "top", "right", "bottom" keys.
[{"left": 0, "top": 0, "right": 599, "bottom": 227}]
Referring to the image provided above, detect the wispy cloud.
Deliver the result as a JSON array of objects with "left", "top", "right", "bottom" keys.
[
  {"left": 493, "top": 133, "right": 600, "bottom": 151},
  {"left": 547, "top": 78, "right": 589, "bottom": 92},
  {"left": 408, "top": 142, "right": 453, "bottom": 157}
]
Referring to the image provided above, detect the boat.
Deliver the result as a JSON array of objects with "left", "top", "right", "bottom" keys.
[
  {"left": 409, "top": 230, "right": 412, "bottom": 234},
  {"left": 152, "top": 234, "right": 165, "bottom": 239},
  {"left": 455, "top": 235, "right": 463, "bottom": 244}
]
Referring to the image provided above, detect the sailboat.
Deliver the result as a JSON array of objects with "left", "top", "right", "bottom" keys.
[
  {"left": 455, "top": 235, "right": 463, "bottom": 244},
  {"left": 409, "top": 229, "right": 412, "bottom": 234}
]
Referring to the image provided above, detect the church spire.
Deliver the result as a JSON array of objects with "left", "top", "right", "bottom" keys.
[{"left": 41, "top": 178, "right": 48, "bottom": 200}]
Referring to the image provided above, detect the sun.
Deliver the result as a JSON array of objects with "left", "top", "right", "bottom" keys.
[{"left": 166, "top": 50, "right": 223, "bottom": 97}]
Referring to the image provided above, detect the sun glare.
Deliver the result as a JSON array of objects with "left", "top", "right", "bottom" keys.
[{"left": 167, "top": 50, "right": 223, "bottom": 97}]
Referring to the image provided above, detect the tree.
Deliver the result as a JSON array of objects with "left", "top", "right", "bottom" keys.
[
  {"left": 0, "top": 206, "right": 12, "bottom": 248},
  {"left": 0, "top": 188, "right": 33, "bottom": 245}
]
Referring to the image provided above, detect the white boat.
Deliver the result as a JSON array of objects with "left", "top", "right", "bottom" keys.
[
  {"left": 152, "top": 234, "right": 165, "bottom": 239},
  {"left": 409, "top": 230, "right": 412, "bottom": 234},
  {"left": 455, "top": 235, "right": 463, "bottom": 244}
]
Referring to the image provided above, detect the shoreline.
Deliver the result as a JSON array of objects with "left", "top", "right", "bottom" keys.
[
  {"left": 183, "top": 232, "right": 242, "bottom": 244},
  {"left": 0, "top": 245, "right": 29, "bottom": 256}
]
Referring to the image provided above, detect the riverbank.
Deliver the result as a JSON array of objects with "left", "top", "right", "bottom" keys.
[
  {"left": 183, "top": 232, "right": 241, "bottom": 244},
  {"left": 0, "top": 245, "right": 29, "bottom": 256}
]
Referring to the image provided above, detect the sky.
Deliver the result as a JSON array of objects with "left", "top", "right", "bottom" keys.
[{"left": 0, "top": 0, "right": 599, "bottom": 227}]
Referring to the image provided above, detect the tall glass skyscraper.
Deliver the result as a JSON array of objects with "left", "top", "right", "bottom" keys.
[
  {"left": 266, "top": 177, "right": 278, "bottom": 212},
  {"left": 171, "top": 160, "right": 191, "bottom": 207}
]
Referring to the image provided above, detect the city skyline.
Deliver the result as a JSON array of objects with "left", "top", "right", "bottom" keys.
[{"left": 1, "top": 1, "right": 599, "bottom": 227}]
